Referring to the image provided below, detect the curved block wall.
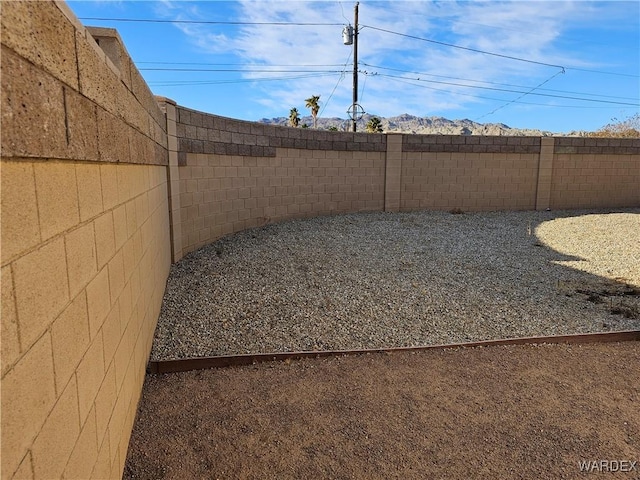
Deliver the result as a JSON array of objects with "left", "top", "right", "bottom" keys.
[
  {"left": 169, "top": 107, "right": 640, "bottom": 259},
  {"left": 167, "top": 105, "right": 388, "bottom": 257},
  {"left": 1, "top": 2, "right": 639, "bottom": 479}
]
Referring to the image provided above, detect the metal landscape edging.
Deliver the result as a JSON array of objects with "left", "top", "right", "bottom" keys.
[{"left": 147, "top": 330, "right": 640, "bottom": 374}]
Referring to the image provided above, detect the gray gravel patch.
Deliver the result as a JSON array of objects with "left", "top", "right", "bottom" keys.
[{"left": 151, "top": 209, "right": 640, "bottom": 360}]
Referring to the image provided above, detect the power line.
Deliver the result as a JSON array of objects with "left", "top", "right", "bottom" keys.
[
  {"left": 359, "top": 73, "right": 367, "bottom": 106},
  {"left": 319, "top": 50, "right": 353, "bottom": 118},
  {"left": 379, "top": 74, "right": 621, "bottom": 109},
  {"left": 361, "top": 24, "right": 566, "bottom": 70},
  {"left": 139, "top": 59, "right": 639, "bottom": 101},
  {"left": 338, "top": 1, "right": 351, "bottom": 25},
  {"left": 365, "top": 71, "right": 640, "bottom": 106},
  {"left": 79, "top": 17, "right": 343, "bottom": 26},
  {"left": 362, "top": 25, "right": 638, "bottom": 79},
  {"left": 138, "top": 62, "right": 349, "bottom": 67},
  {"left": 139, "top": 68, "right": 345, "bottom": 73},
  {"left": 560, "top": 66, "right": 640, "bottom": 78},
  {"left": 137, "top": 58, "right": 638, "bottom": 102},
  {"left": 476, "top": 70, "right": 566, "bottom": 120},
  {"left": 149, "top": 72, "right": 341, "bottom": 87},
  {"left": 360, "top": 63, "right": 638, "bottom": 101}
]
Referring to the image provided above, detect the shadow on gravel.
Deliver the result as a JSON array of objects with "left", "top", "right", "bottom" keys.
[{"left": 533, "top": 209, "right": 639, "bottom": 322}]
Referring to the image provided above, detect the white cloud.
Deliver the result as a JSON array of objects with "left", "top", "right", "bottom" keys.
[{"left": 160, "top": 0, "right": 637, "bottom": 122}]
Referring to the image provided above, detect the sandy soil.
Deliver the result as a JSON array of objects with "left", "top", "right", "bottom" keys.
[{"left": 124, "top": 341, "right": 640, "bottom": 479}]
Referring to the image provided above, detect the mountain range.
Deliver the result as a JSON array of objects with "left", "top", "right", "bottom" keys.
[{"left": 258, "top": 113, "right": 561, "bottom": 136}]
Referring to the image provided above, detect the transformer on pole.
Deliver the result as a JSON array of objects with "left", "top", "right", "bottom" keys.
[{"left": 342, "top": 24, "right": 353, "bottom": 45}]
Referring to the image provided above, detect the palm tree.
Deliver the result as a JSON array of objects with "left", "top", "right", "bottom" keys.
[
  {"left": 289, "top": 107, "right": 300, "bottom": 128},
  {"left": 366, "top": 117, "right": 383, "bottom": 133},
  {"left": 305, "top": 95, "right": 320, "bottom": 128}
]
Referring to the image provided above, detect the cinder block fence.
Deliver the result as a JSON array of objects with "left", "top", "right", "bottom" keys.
[
  {"left": 167, "top": 106, "right": 639, "bottom": 259},
  {"left": 1, "top": 2, "right": 170, "bottom": 479},
  {"left": 1, "top": 2, "right": 639, "bottom": 479}
]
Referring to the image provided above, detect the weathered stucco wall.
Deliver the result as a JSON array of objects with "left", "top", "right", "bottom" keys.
[{"left": 1, "top": 2, "right": 171, "bottom": 479}]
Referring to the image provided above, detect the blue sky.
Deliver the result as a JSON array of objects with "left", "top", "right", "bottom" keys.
[{"left": 67, "top": 1, "right": 639, "bottom": 133}]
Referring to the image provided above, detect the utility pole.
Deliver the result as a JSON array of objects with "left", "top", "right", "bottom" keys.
[{"left": 352, "top": 2, "right": 359, "bottom": 132}]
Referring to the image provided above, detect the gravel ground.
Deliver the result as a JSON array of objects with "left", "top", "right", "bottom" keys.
[{"left": 151, "top": 209, "right": 640, "bottom": 360}]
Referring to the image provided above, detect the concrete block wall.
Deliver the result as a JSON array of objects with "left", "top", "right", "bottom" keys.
[
  {"left": 400, "top": 135, "right": 541, "bottom": 211},
  {"left": 173, "top": 109, "right": 639, "bottom": 258},
  {"left": 400, "top": 135, "right": 639, "bottom": 211},
  {"left": 178, "top": 150, "right": 386, "bottom": 255},
  {"left": 172, "top": 107, "right": 387, "bottom": 256},
  {"left": 400, "top": 152, "right": 539, "bottom": 211},
  {"left": 551, "top": 137, "right": 640, "bottom": 208},
  {"left": 1, "top": 2, "right": 171, "bottom": 479}
]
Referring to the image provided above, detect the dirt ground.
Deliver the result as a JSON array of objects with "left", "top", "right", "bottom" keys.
[{"left": 124, "top": 341, "right": 639, "bottom": 479}]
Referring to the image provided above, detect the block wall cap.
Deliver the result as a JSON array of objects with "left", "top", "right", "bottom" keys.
[
  {"left": 86, "top": 26, "right": 123, "bottom": 42},
  {"left": 155, "top": 96, "right": 177, "bottom": 105}
]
